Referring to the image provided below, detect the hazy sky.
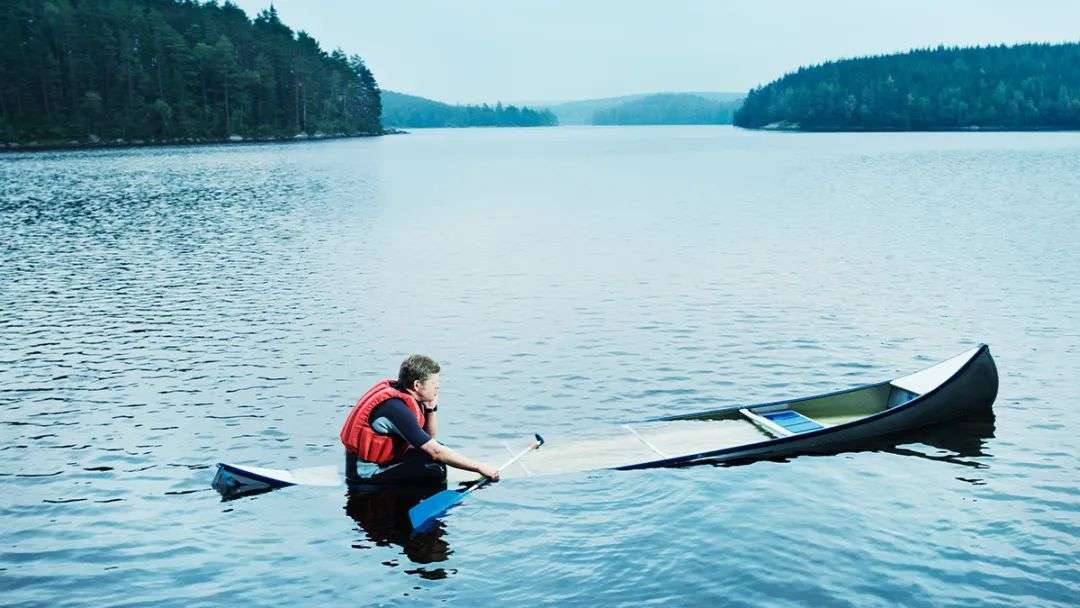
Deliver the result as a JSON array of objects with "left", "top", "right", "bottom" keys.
[{"left": 230, "top": 0, "right": 1080, "bottom": 104}]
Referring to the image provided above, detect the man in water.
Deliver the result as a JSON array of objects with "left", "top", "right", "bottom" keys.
[{"left": 340, "top": 354, "right": 500, "bottom": 485}]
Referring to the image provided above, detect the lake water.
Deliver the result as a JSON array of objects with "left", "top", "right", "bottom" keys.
[{"left": 1, "top": 126, "right": 1078, "bottom": 607}]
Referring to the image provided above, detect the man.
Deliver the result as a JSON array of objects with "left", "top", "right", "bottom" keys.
[{"left": 340, "top": 354, "right": 500, "bottom": 485}]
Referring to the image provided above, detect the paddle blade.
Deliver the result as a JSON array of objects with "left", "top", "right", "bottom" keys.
[{"left": 408, "top": 489, "right": 466, "bottom": 529}]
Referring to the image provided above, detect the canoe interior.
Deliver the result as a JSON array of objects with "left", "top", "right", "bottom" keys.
[
  {"left": 448, "top": 383, "right": 911, "bottom": 482},
  {"left": 451, "top": 347, "right": 988, "bottom": 483}
]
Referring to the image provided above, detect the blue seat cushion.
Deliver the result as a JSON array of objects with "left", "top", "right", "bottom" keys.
[{"left": 762, "top": 410, "right": 824, "bottom": 434}]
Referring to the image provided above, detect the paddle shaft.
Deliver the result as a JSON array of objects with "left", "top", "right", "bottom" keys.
[{"left": 462, "top": 435, "right": 542, "bottom": 495}]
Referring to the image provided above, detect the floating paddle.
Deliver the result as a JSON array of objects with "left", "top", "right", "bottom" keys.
[{"left": 408, "top": 433, "right": 544, "bottom": 530}]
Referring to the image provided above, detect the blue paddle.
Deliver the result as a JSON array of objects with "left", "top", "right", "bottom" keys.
[{"left": 409, "top": 433, "right": 545, "bottom": 529}]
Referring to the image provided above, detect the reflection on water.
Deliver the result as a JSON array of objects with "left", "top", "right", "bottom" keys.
[
  {"left": 882, "top": 412, "right": 997, "bottom": 467},
  {"left": 344, "top": 484, "right": 455, "bottom": 578},
  {"left": 698, "top": 412, "right": 998, "bottom": 470},
  {"left": 216, "top": 484, "right": 276, "bottom": 501}
]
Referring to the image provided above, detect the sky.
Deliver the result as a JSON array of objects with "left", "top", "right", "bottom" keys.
[{"left": 230, "top": 0, "right": 1080, "bottom": 104}]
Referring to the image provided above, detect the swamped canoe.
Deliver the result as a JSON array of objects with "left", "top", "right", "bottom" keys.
[
  {"left": 622, "top": 343, "right": 997, "bottom": 468},
  {"left": 460, "top": 344, "right": 999, "bottom": 479},
  {"left": 213, "top": 345, "right": 998, "bottom": 493}
]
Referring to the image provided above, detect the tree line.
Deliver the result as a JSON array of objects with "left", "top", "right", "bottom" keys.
[
  {"left": 381, "top": 90, "right": 557, "bottom": 128},
  {"left": 735, "top": 42, "right": 1080, "bottom": 130},
  {"left": 0, "top": 0, "right": 382, "bottom": 146}
]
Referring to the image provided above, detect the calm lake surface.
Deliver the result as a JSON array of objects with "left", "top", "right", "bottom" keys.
[{"left": 1, "top": 126, "right": 1078, "bottom": 607}]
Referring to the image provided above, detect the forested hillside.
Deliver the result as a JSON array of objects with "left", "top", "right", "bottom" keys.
[
  {"left": 540, "top": 92, "right": 742, "bottom": 125},
  {"left": 734, "top": 43, "right": 1080, "bottom": 130},
  {"left": 0, "top": 0, "right": 382, "bottom": 147},
  {"left": 382, "top": 91, "right": 556, "bottom": 128},
  {"left": 591, "top": 93, "right": 740, "bottom": 125}
]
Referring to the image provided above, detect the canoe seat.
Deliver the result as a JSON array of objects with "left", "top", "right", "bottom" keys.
[{"left": 740, "top": 408, "right": 824, "bottom": 437}]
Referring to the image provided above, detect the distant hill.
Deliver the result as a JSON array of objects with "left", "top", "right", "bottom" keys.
[
  {"left": 592, "top": 93, "right": 741, "bottom": 125},
  {"left": 539, "top": 92, "right": 743, "bottom": 125},
  {"left": 735, "top": 42, "right": 1080, "bottom": 131},
  {"left": 381, "top": 91, "right": 557, "bottom": 128}
]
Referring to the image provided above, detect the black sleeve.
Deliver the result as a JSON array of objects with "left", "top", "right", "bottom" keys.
[{"left": 370, "top": 398, "right": 432, "bottom": 448}]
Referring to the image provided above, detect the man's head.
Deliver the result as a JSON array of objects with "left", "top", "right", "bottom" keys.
[{"left": 398, "top": 354, "right": 441, "bottom": 403}]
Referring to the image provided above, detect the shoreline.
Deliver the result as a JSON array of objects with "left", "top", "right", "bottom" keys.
[{"left": 0, "top": 129, "right": 406, "bottom": 154}]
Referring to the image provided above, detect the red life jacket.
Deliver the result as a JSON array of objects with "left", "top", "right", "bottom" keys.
[{"left": 340, "top": 379, "right": 426, "bottom": 464}]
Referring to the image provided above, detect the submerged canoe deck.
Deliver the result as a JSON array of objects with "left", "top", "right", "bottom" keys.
[{"left": 448, "top": 419, "right": 773, "bottom": 482}]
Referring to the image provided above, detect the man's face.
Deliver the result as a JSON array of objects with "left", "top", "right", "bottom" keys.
[{"left": 413, "top": 373, "right": 440, "bottom": 404}]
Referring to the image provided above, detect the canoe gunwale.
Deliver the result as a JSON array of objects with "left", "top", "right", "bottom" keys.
[{"left": 617, "top": 344, "right": 994, "bottom": 470}]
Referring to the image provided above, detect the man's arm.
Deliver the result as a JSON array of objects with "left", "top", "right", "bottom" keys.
[
  {"left": 372, "top": 399, "right": 497, "bottom": 479},
  {"left": 420, "top": 440, "right": 499, "bottom": 480},
  {"left": 371, "top": 399, "right": 432, "bottom": 448}
]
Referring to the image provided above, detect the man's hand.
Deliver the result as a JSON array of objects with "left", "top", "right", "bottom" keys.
[{"left": 421, "top": 441, "right": 497, "bottom": 480}]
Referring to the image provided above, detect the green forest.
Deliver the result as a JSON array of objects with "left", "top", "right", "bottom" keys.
[
  {"left": 734, "top": 42, "right": 1080, "bottom": 130},
  {"left": 591, "top": 93, "right": 740, "bottom": 125},
  {"left": 382, "top": 91, "right": 557, "bottom": 128},
  {"left": 0, "top": 0, "right": 381, "bottom": 147}
]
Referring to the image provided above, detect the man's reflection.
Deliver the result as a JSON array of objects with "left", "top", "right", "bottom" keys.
[{"left": 344, "top": 483, "right": 453, "bottom": 567}]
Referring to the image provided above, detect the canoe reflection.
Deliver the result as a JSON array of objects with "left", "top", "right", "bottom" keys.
[
  {"left": 880, "top": 411, "right": 996, "bottom": 467},
  {"left": 702, "top": 411, "right": 997, "bottom": 469},
  {"left": 344, "top": 484, "right": 453, "bottom": 568}
]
